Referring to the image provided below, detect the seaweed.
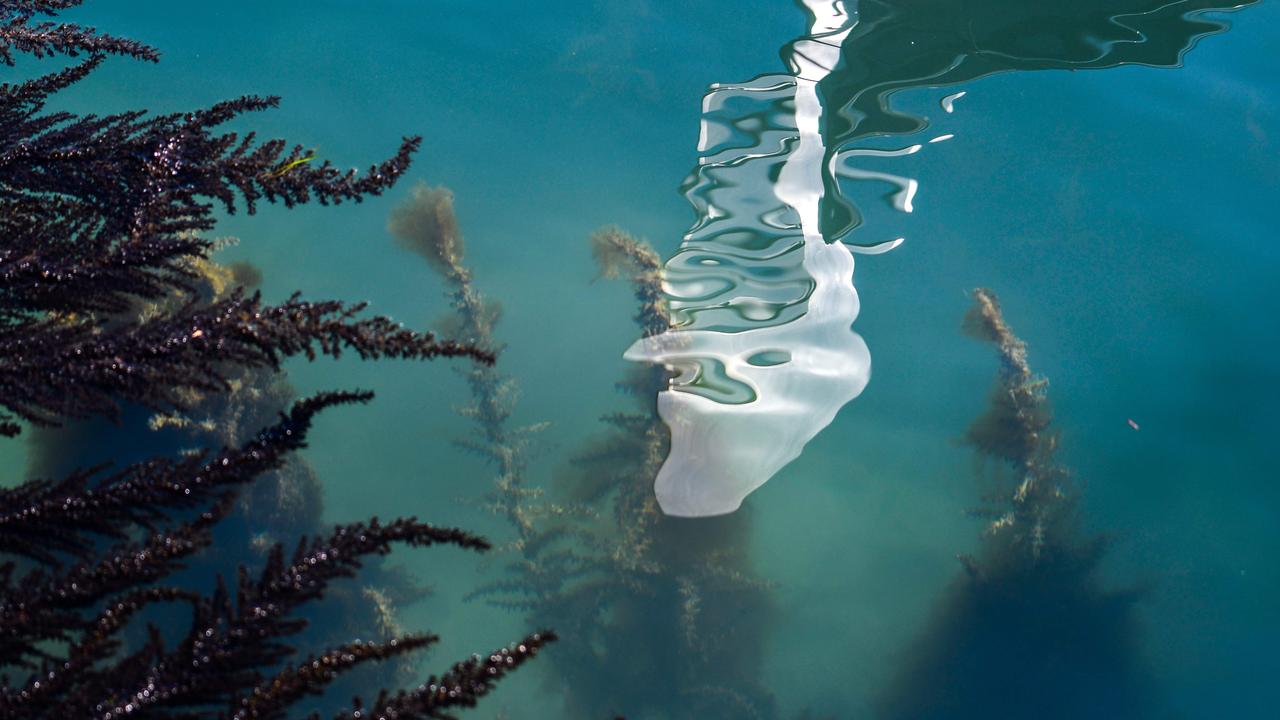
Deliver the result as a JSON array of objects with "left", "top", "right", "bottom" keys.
[
  {"left": 876, "top": 289, "right": 1151, "bottom": 719},
  {"left": 0, "top": 2, "right": 551, "bottom": 716},
  {"left": 387, "top": 182, "right": 582, "bottom": 613},
  {"left": 541, "top": 227, "right": 777, "bottom": 720},
  {"left": 391, "top": 189, "right": 778, "bottom": 718},
  {"left": 1, "top": 390, "right": 555, "bottom": 719},
  {"left": 134, "top": 254, "right": 438, "bottom": 697}
]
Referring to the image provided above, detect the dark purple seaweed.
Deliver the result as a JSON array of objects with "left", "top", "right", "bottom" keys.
[{"left": 0, "top": 2, "right": 548, "bottom": 717}]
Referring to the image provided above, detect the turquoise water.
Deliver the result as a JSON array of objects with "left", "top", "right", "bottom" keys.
[{"left": 17, "top": 0, "right": 1280, "bottom": 717}]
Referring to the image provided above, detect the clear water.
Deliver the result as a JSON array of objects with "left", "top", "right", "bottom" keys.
[{"left": 15, "top": 0, "right": 1280, "bottom": 717}]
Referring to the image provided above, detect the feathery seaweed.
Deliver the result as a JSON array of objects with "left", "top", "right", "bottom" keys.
[
  {"left": 0, "top": 1, "right": 549, "bottom": 716},
  {"left": 877, "top": 289, "right": 1150, "bottom": 719},
  {"left": 391, "top": 193, "right": 776, "bottom": 719}
]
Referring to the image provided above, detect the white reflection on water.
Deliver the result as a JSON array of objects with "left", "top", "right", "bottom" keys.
[{"left": 626, "top": 0, "right": 880, "bottom": 517}]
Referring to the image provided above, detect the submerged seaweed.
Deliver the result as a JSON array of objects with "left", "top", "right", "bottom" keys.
[
  {"left": 877, "top": 289, "right": 1150, "bottom": 720},
  {"left": 544, "top": 229, "right": 777, "bottom": 720},
  {"left": 391, "top": 186, "right": 779, "bottom": 718}
]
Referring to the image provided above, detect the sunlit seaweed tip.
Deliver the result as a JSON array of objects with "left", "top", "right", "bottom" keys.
[{"left": 388, "top": 182, "right": 469, "bottom": 282}]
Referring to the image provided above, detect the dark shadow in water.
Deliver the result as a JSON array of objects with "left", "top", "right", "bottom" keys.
[
  {"left": 813, "top": 0, "right": 1258, "bottom": 239},
  {"left": 878, "top": 541, "right": 1151, "bottom": 719}
]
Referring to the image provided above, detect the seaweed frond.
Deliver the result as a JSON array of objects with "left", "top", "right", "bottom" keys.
[
  {"left": 330, "top": 631, "right": 556, "bottom": 720},
  {"left": 389, "top": 183, "right": 561, "bottom": 552},
  {"left": 961, "top": 288, "right": 1070, "bottom": 562},
  {"left": 0, "top": 393, "right": 548, "bottom": 717},
  {"left": 0, "top": 2, "right": 550, "bottom": 715},
  {"left": 0, "top": 1, "right": 160, "bottom": 65},
  {"left": 0, "top": 292, "right": 493, "bottom": 436},
  {"left": 589, "top": 225, "right": 668, "bottom": 338},
  {"left": 0, "top": 391, "right": 368, "bottom": 566},
  {"left": 876, "top": 288, "right": 1149, "bottom": 719},
  {"left": 388, "top": 183, "right": 469, "bottom": 283}
]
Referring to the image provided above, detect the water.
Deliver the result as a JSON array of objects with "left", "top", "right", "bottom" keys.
[{"left": 12, "top": 0, "right": 1279, "bottom": 717}]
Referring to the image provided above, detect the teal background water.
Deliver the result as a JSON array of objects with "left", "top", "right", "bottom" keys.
[{"left": 13, "top": 0, "right": 1279, "bottom": 716}]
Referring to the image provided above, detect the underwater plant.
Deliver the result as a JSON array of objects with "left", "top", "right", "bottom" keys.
[
  {"left": 541, "top": 227, "right": 778, "bottom": 720},
  {"left": 389, "top": 182, "right": 778, "bottom": 718},
  {"left": 0, "top": 390, "right": 553, "bottom": 719},
  {"left": 387, "top": 182, "right": 568, "bottom": 558},
  {"left": 387, "top": 182, "right": 586, "bottom": 626},
  {"left": 0, "top": 1, "right": 551, "bottom": 716},
  {"left": 0, "top": 3, "right": 493, "bottom": 436},
  {"left": 875, "top": 289, "right": 1150, "bottom": 720},
  {"left": 21, "top": 250, "right": 443, "bottom": 701}
]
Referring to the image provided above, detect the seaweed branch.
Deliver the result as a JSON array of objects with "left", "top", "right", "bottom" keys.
[
  {"left": 0, "top": 1, "right": 159, "bottom": 64},
  {"left": 0, "top": 395, "right": 551, "bottom": 719},
  {"left": 325, "top": 631, "right": 557, "bottom": 720},
  {"left": 403, "top": 209, "right": 777, "bottom": 719},
  {"left": 877, "top": 288, "right": 1150, "bottom": 720},
  {"left": 0, "top": 390, "right": 368, "bottom": 566},
  {"left": 0, "top": 0, "right": 480, "bottom": 438},
  {"left": 960, "top": 287, "right": 1072, "bottom": 563},
  {"left": 0, "top": 291, "right": 492, "bottom": 436},
  {"left": 388, "top": 183, "right": 574, "bottom": 558},
  {"left": 0, "top": 2, "right": 551, "bottom": 716},
  {"left": 589, "top": 225, "right": 667, "bottom": 339}
]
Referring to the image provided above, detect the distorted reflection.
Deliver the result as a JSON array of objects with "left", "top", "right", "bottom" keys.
[{"left": 629, "top": 0, "right": 1255, "bottom": 517}]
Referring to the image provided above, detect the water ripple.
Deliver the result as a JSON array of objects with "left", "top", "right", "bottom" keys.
[
  {"left": 625, "top": 0, "right": 1257, "bottom": 517},
  {"left": 626, "top": 0, "right": 867, "bottom": 517}
]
